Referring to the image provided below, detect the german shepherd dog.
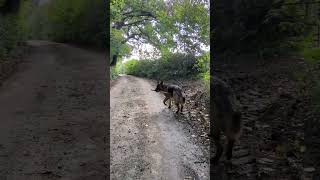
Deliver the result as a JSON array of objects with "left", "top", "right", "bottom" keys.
[
  {"left": 152, "top": 81, "right": 186, "bottom": 113},
  {"left": 212, "top": 77, "right": 242, "bottom": 165}
]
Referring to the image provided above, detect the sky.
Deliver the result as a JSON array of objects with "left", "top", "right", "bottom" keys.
[{"left": 123, "top": 42, "right": 158, "bottom": 63}]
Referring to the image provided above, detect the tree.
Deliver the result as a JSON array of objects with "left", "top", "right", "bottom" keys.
[
  {"left": 23, "top": 0, "right": 106, "bottom": 48},
  {"left": 213, "top": 0, "right": 312, "bottom": 58},
  {"left": 0, "top": 0, "right": 27, "bottom": 61},
  {"left": 110, "top": 0, "right": 209, "bottom": 66}
]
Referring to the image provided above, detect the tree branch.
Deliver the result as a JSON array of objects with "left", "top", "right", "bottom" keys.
[
  {"left": 114, "top": 18, "right": 150, "bottom": 29},
  {"left": 112, "top": 10, "right": 156, "bottom": 29},
  {"left": 122, "top": 10, "right": 156, "bottom": 19},
  {"left": 137, "top": 26, "right": 160, "bottom": 48},
  {"left": 111, "top": 10, "right": 158, "bottom": 65}
]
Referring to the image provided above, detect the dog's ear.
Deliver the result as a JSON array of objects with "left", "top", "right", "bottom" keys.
[{"left": 160, "top": 81, "right": 163, "bottom": 85}]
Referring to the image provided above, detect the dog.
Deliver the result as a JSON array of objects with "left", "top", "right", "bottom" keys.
[
  {"left": 211, "top": 77, "right": 242, "bottom": 165},
  {"left": 152, "top": 81, "right": 186, "bottom": 113}
]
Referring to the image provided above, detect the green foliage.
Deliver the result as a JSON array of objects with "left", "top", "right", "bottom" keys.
[
  {"left": 195, "top": 52, "right": 210, "bottom": 90},
  {"left": 195, "top": 52, "right": 209, "bottom": 74},
  {"left": 297, "top": 34, "right": 320, "bottom": 113},
  {"left": 215, "top": 0, "right": 312, "bottom": 58},
  {"left": 124, "top": 53, "right": 201, "bottom": 80},
  {"left": 0, "top": 1, "right": 27, "bottom": 62},
  {"left": 110, "top": 28, "right": 131, "bottom": 60},
  {"left": 302, "top": 48, "right": 320, "bottom": 64},
  {"left": 110, "top": 66, "right": 118, "bottom": 80},
  {"left": 110, "top": 0, "right": 209, "bottom": 65},
  {"left": 124, "top": 59, "right": 139, "bottom": 76},
  {"left": 297, "top": 33, "right": 320, "bottom": 64},
  {"left": 110, "top": 0, "right": 125, "bottom": 22},
  {"left": 26, "top": 0, "right": 106, "bottom": 48},
  {"left": 111, "top": 61, "right": 125, "bottom": 80},
  {"left": 169, "top": 0, "right": 209, "bottom": 48}
]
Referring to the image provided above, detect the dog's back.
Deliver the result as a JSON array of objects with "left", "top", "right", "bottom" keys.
[{"left": 212, "top": 77, "right": 241, "bottom": 132}]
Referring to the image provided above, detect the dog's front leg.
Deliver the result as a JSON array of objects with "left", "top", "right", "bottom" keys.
[{"left": 163, "top": 96, "right": 170, "bottom": 105}]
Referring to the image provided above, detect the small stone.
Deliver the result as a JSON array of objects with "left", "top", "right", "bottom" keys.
[
  {"left": 244, "top": 127, "right": 253, "bottom": 132},
  {"left": 200, "top": 133, "right": 207, "bottom": 137},
  {"left": 80, "top": 162, "right": 86, "bottom": 166},
  {"left": 257, "top": 158, "right": 274, "bottom": 164},
  {"left": 232, "top": 156, "right": 254, "bottom": 165},
  {"left": 261, "top": 167, "right": 275, "bottom": 172},
  {"left": 304, "top": 167, "right": 315, "bottom": 173},
  {"left": 233, "top": 149, "right": 249, "bottom": 158}
]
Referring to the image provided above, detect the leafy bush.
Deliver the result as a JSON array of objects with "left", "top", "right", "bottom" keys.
[
  {"left": 296, "top": 33, "right": 320, "bottom": 64},
  {"left": 0, "top": 4, "right": 27, "bottom": 62},
  {"left": 111, "top": 62, "right": 125, "bottom": 80},
  {"left": 194, "top": 52, "right": 210, "bottom": 91},
  {"left": 124, "top": 53, "right": 209, "bottom": 81},
  {"left": 110, "top": 66, "right": 118, "bottom": 80},
  {"left": 302, "top": 48, "right": 320, "bottom": 64},
  {"left": 296, "top": 34, "right": 320, "bottom": 113}
]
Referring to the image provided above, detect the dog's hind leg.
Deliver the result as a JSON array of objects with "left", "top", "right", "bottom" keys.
[
  {"left": 163, "top": 96, "right": 170, "bottom": 106},
  {"left": 212, "top": 129, "right": 223, "bottom": 165},
  {"left": 175, "top": 103, "right": 180, "bottom": 113},
  {"left": 226, "top": 138, "right": 235, "bottom": 160}
]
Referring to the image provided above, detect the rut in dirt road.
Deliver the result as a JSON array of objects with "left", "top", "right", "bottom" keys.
[
  {"left": 0, "top": 40, "right": 107, "bottom": 180},
  {"left": 110, "top": 75, "right": 209, "bottom": 180}
]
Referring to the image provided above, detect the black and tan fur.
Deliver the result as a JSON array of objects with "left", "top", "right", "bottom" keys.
[
  {"left": 211, "top": 77, "right": 242, "bottom": 164},
  {"left": 152, "top": 81, "right": 186, "bottom": 113}
]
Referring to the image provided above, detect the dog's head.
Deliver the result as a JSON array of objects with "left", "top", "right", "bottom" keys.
[{"left": 154, "top": 81, "right": 165, "bottom": 92}]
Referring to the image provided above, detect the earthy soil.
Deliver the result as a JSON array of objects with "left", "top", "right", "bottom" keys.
[
  {"left": 159, "top": 79, "right": 210, "bottom": 151},
  {"left": 110, "top": 75, "right": 209, "bottom": 179},
  {"left": 0, "top": 40, "right": 107, "bottom": 179},
  {"left": 211, "top": 57, "right": 319, "bottom": 180}
]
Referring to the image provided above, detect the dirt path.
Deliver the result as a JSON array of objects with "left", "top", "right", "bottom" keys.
[
  {"left": 110, "top": 75, "right": 209, "bottom": 180},
  {"left": 212, "top": 59, "right": 316, "bottom": 179},
  {"left": 0, "top": 40, "right": 107, "bottom": 179}
]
